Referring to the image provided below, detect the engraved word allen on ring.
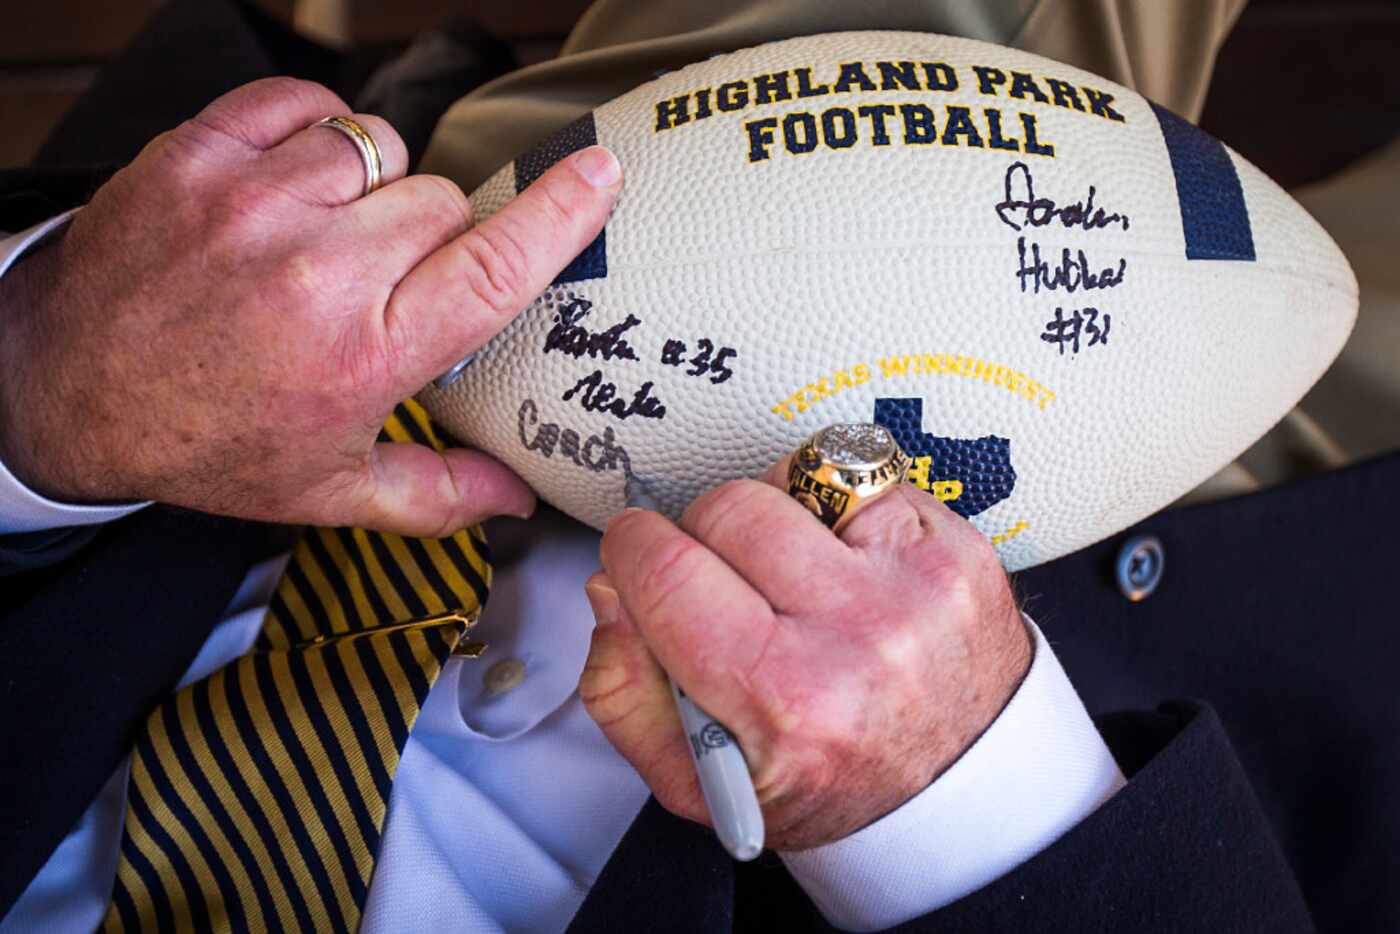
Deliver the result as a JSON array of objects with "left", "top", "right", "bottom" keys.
[{"left": 787, "top": 423, "right": 911, "bottom": 534}]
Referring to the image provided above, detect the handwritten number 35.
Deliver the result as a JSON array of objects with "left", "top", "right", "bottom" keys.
[{"left": 661, "top": 338, "right": 737, "bottom": 384}]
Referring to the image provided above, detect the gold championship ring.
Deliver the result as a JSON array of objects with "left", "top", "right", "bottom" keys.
[{"left": 787, "top": 423, "right": 911, "bottom": 534}]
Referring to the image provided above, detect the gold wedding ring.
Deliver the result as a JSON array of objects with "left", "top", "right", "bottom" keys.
[
  {"left": 787, "top": 423, "right": 911, "bottom": 534},
  {"left": 314, "top": 115, "right": 383, "bottom": 197}
]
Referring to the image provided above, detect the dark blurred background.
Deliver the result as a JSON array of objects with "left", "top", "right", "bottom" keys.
[{"left": 3, "top": 0, "right": 1398, "bottom": 186}]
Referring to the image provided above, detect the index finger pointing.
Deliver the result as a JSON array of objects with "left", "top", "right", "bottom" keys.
[{"left": 386, "top": 145, "right": 622, "bottom": 388}]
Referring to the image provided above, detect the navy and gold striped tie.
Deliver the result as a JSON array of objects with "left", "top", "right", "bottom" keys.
[{"left": 103, "top": 400, "right": 492, "bottom": 932}]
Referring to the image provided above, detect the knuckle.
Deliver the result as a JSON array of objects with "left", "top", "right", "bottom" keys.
[
  {"left": 923, "top": 558, "right": 977, "bottom": 608},
  {"left": 576, "top": 663, "right": 618, "bottom": 719},
  {"left": 862, "top": 487, "right": 927, "bottom": 538},
  {"left": 652, "top": 774, "right": 704, "bottom": 823},
  {"left": 633, "top": 534, "right": 709, "bottom": 619},
  {"left": 271, "top": 248, "right": 325, "bottom": 297},
  {"left": 650, "top": 777, "right": 684, "bottom": 815},
  {"left": 228, "top": 179, "right": 275, "bottom": 220},
  {"left": 963, "top": 521, "right": 1008, "bottom": 568},
  {"left": 198, "top": 181, "right": 276, "bottom": 262},
  {"left": 866, "top": 617, "right": 932, "bottom": 676},
  {"left": 247, "top": 76, "right": 346, "bottom": 124},
  {"left": 210, "top": 165, "right": 284, "bottom": 224},
  {"left": 914, "top": 549, "right": 989, "bottom": 622},
  {"left": 257, "top": 75, "right": 341, "bottom": 105},
  {"left": 651, "top": 781, "right": 681, "bottom": 814},
  {"left": 452, "top": 220, "right": 532, "bottom": 315},
  {"left": 532, "top": 173, "right": 582, "bottom": 229},
  {"left": 437, "top": 455, "right": 474, "bottom": 515},
  {"left": 155, "top": 123, "right": 236, "bottom": 192},
  {"left": 142, "top": 128, "right": 191, "bottom": 169},
  {"left": 418, "top": 174, "right": 474, "bottom": 233},
  {"left": 681, "top": 478, "right": 769, "bottom": 542},
  {"left": 192, "top": 78, "right": 347, "bottom": 151},
  {"left": 202, "top": 79, "right": 314, "bottom": 140},
  {"left": 378, "top": 287, "right": 420, "bottom": 368},
  {"left": 578, "top": 648, "right": 640, "bottom": 725}
]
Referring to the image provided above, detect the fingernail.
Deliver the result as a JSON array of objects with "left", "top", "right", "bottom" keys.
[
  {"left": 573, "top": 146, "right": 622, "bottom": 188},
  {"left": 585, "top": 579, "right": 621, "bottom": 626},
  {"left": 605, "top": 506, "right": 644, "bottom": 534}
]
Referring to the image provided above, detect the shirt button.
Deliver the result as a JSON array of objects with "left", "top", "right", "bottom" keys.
[
  {"left": 1116, "top": 535, "right": 1164, "bottom": 602},
  {"left": 484, "top": 657, "right": 527, "bottom": 696}
]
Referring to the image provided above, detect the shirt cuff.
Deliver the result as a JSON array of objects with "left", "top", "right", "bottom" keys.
[
  {"left": 1, "top": 210, "right": 79, "bottom": 278},
  {"left": 1, "top": 211, "right": 149, "bottom": 534},
  {"left": 780, "top": 616, "right": 1125, "bottom": 932}
]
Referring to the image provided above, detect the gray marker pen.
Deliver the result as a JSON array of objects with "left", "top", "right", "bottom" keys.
[{"left": 624, "top": 474, "right": 765, "bottom": 861}]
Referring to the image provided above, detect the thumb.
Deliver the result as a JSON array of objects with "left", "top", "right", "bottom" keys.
[
  {"left": 388, "top": 144, "right": 623, "bottom": 389},
  {"left": 333, "top": 442, "right": 536, "bottom": 537},
  {"left": 580, "top": 572, "right": 708, "bottom": 824}
]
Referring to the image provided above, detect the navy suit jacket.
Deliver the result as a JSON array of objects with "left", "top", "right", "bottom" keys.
[{"left": 4, "top": 450, "right": 1368, "bottom": 932}]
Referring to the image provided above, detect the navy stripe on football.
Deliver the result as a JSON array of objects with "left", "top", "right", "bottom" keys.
[
  {"left": 873, "top": 397, "right": 1017, "bottom": 519},
  {"left": 514, "top": 112, "right": 608, "bottom": 284},
  {"left": 1150, "top": 102, "right": 1256, "bottom": 262}
]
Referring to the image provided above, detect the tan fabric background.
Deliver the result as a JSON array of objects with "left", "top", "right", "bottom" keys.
[
  {"left": 420, "top": 0, "right": 1398, "bottom": 503},
  {"left": 421, "top": 0, "right": 1247, "bottom": 190}
]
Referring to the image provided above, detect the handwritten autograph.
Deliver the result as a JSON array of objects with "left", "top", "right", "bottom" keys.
[
  {"left": 1015, "top": 236, "right": 1127, "bottom": 294},
  {"left": 994, "top": 161, "right": 1130, "bottom": 234},
  {"left": 543, "top": 294, "right": 641, "bottom": 362},
  {"left": 518, "top": 398, "right": 632, "bottom": 474}
]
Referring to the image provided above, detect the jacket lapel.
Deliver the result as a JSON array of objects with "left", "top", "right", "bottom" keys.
[{"left": 0, "top": 505, "right": 297, "bottom": 914}]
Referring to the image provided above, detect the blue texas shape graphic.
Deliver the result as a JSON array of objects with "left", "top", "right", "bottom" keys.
[{"left": 872, "top": 398, "right": 1017, "bottom": 518}]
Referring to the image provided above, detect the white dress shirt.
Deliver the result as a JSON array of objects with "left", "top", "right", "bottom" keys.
[{"left": 1, "top": 217, "right": 1124, "bottom": 933}]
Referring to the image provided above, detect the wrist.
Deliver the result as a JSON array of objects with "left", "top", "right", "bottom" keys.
[
  {"left": 884, "top": 602, "right": 1033, "bottom": 836},
  {"left": 781, "top": 617, "right": 1124, "bottom": 931},
  {"left": 923, "top": 599, "right": 1034, "bottom": 784},
  {"left": 777, "top": 597, "right": 1034, "bottom": 851},
  {"left": 0, "top": 234, "right": 109, "bottom": 504}
]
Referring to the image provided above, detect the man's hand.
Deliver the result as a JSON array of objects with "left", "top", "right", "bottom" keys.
[
  {"left": 580, "top": 468, "right": 1031, "bottom": 851},
  {"left": 0, "top": 77, "right": 622, "bottom": 535}
]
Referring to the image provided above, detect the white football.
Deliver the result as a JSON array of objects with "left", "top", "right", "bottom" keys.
[{"left": 419, "top": 31, "right": 1357, "bottom": 571}]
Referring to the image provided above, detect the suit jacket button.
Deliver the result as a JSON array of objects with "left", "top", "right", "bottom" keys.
[{"left": 1116, "top": 535, "right": 1164, "bottom": 602}]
